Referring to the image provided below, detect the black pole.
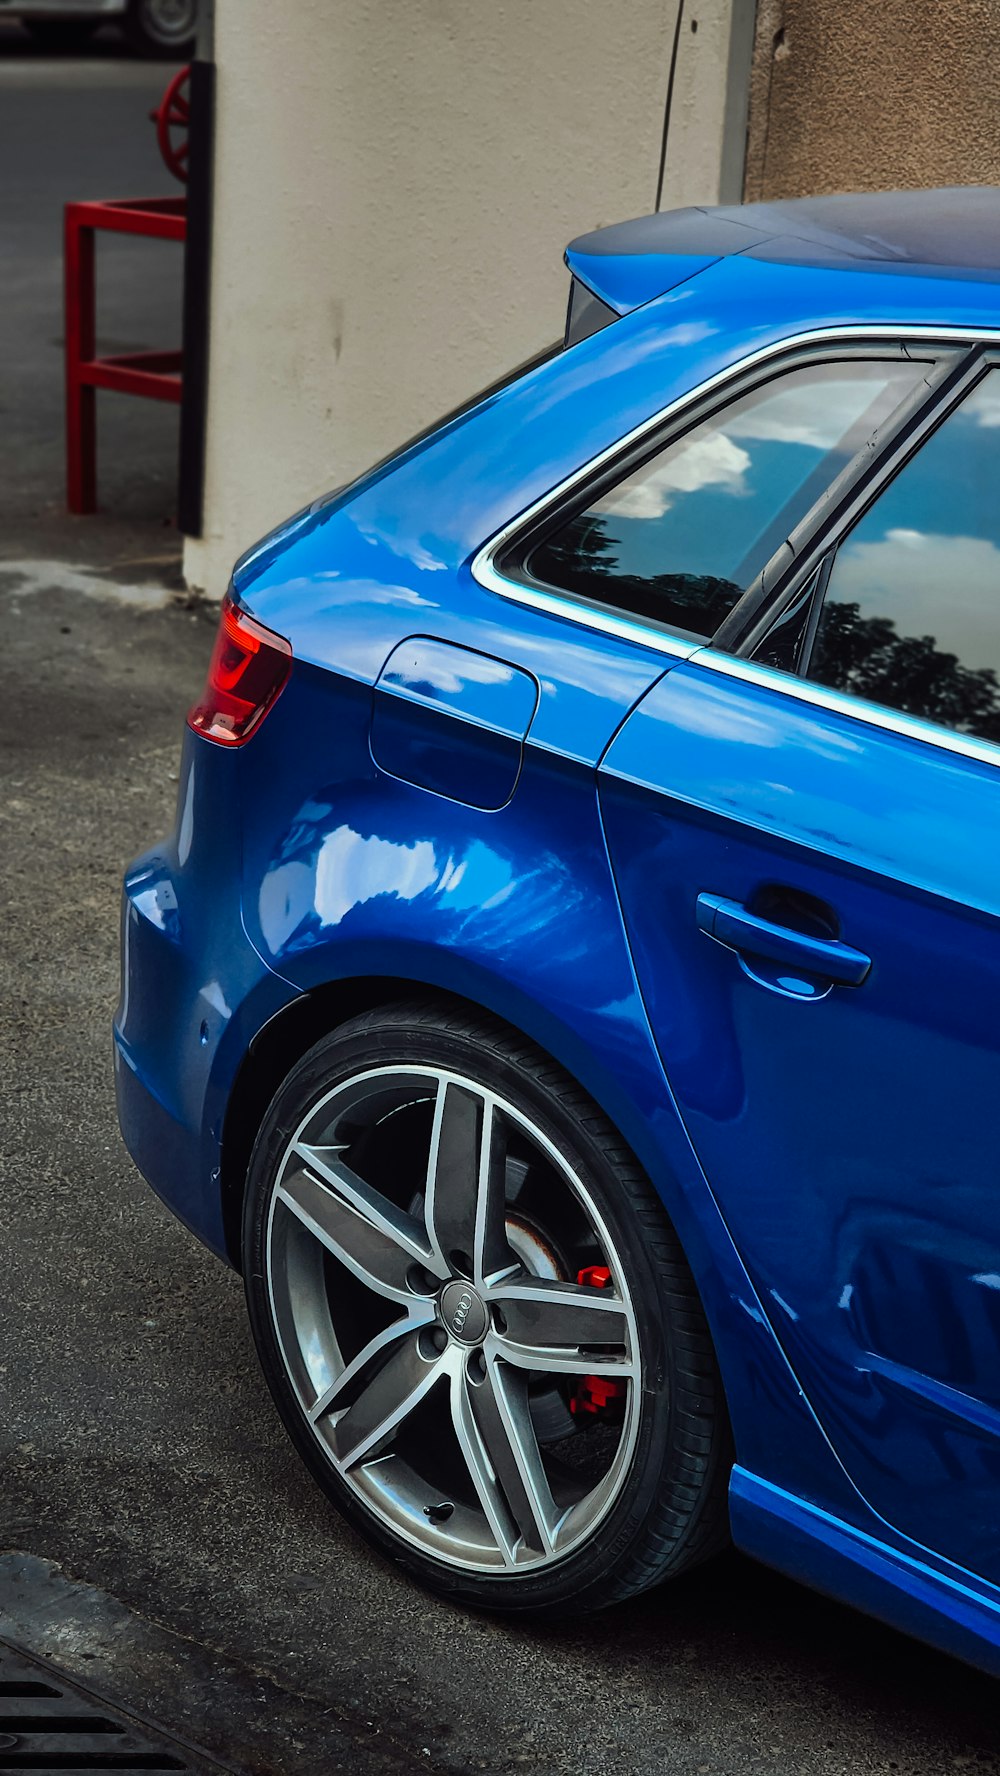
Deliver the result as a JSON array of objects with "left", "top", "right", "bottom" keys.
[{"left": 177, "top": 55, "right": 215, "bottom": 538}]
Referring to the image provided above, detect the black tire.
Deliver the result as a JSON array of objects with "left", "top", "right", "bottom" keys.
[
  {"left": 24, "top": 19, "right": 97, "bottom": 50},
  {"left": 123, "top": 0, "right": 195, "bottom": 57},
  {"left": 242, "top": 1001, "right": 732, "bottom": 1615}
]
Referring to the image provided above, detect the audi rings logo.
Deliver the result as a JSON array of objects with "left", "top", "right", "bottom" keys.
[{"left": 451, "top": 1289, "right": 474, "bottom": 1334}]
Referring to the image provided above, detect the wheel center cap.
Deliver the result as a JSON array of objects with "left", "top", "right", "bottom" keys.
[{"left": 439, "top": 1279, "right": 489, "bottom": 1346}]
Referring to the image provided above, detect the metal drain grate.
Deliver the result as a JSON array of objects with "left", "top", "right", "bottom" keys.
[{"left": 0, "top": 1641, "right": 231, "bottom": 1775}]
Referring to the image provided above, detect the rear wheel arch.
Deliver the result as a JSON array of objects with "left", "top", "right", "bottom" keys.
[
  {"left": 221, "top": 975, "right": 432, "bottom": 1265},
  {"left": 223, "top": 973, "right": 689, "bottom": 1266},
  {"left": 220, "top": 975, "right": 731, "bottom": 1415},
  {"left": 223, "top": 976, "right": 577, "bottom": 1265}
]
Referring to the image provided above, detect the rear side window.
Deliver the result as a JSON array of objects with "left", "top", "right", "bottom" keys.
[
  {"left": 523, "top": 359, "right": 924, "bottom": 641},
  {"left": 807, "top": 371, "right": 1000, "bottom": 742}
]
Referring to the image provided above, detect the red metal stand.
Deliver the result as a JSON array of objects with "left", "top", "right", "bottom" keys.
[{"left": 64, "top": 196, "right": 187, "bottom": 515}]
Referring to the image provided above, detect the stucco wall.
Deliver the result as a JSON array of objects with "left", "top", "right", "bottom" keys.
[
  {"left": 746, "top": 0, "right": 1000, "bottom": 201},
  {"left": 184, "top": 0, "right": 750, "bottom": 594}
]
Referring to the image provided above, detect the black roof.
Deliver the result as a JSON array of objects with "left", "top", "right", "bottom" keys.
[{"left": 568, "top": 187, "right": 1000, "bottom": 277}]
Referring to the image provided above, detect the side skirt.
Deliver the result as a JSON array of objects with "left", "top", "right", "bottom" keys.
[{"left": 730, "top": 1466, "right": 1000, "bottom": 1676}]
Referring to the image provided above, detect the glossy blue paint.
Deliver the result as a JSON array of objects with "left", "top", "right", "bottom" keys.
[
  {"left": 114, "top": 731, "right": 298, "bottom": 1259},
  {"left": 203, "top": 646, "right": 853, "bottom": 1527},
  {"left": 600, "top": 658, "right": 1000, "bottom": 1585},
  {"left": 730, "top": 1468, "right": 1000, "bottom": 1679},
  {"left": 563, "top": 246, "right": 719, "bottom": 313},
  {"left": 371, "top": 636, "right": 538, "bottom": 809},
  {"left": 117, "top": 213, "right": 1000, "bottom": 1668}
]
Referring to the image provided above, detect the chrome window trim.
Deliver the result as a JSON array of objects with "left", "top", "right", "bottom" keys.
[
  {"left": 685, "top": 648, "right": 1000, "bottom": 772},
  {"left": 472, "top": 576, "right": 701, "bottom": 662},
  {"left": 471, "top": 321, "right": 1000, "bottom": 765}
]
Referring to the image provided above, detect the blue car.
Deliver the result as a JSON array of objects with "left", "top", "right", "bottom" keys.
[{"left": 117, "top": 186, "right": 1000, "bottom": 1659}]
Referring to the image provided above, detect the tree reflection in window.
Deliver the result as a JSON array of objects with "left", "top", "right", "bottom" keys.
[
  {"left": 533, "top": 514, "right": 743, "bottom": 637},
  {"left": 806, "top": 370, "right": 1000, "bottom": 745},
  {"left": 811, "top": 600, "right": 1000, "bottom": 744}
]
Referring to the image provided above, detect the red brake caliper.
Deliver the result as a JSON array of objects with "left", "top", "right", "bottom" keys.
[{"left": 569, "top": 1265, "right": 626, "bottom": 1419}]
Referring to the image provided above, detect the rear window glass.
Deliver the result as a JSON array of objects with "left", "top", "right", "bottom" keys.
[{"left": 523, "top": 359, "right": 925, "bottom": 641}]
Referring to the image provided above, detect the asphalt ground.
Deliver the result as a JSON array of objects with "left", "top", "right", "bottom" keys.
[{"left": 2, "top": 38, "right": 1000, "bottom": 1776}]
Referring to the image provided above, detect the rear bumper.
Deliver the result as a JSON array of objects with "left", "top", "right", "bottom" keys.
[
  {"left": 114, "top": 733, "right": 300, "bottom": 1263},
  {"left": 115, "top": 1035, "right": 216, "bottom": 1247}
]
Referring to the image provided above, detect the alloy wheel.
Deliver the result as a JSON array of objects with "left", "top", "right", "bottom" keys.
[{"left": 265, "top": 1065, "right": 642, "bottom": 1574}]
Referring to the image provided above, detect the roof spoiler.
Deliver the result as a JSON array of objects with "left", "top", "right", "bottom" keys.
[
  {"left": 564, "top": 188, "right": 1000, "bottom": 338},
  {"left": 564, "top": 208, "right": 722, "bottom": 343}
]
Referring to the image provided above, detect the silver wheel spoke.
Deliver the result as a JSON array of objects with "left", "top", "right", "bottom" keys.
[
  {"left": 308, "top": 1309, "right": 434, "bottom": 1426},
  {"left": 449, "top": 1360, "right": 517, "bottom": 1565},
  {"left": 463, "top": 1358, "right": 560, "bottom": 1557},
  {"left": 424, "top": 1081, "right": 512, "bottom": 1285},
  {"left": 279, "top": 1153, "right": 431, "bottom": 1303},
  {"left": 295, "top": 1142, "right": 435, "bottom": 1266},
  {"left": 490, "top": 1280, "right": 634, "bottom": 1377},
  {"left": 330, "top": 1330, "right": 443, "bottom": 1468}
]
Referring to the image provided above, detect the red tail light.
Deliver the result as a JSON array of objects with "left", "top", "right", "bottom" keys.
[{"left": 187, "top": 593, "right": 292, "bottom": 747}]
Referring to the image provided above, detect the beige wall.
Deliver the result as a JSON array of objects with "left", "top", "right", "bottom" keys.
[
  {"left": 184, "top": 0, "right": 751, "bottom": 595},
  {"left": 746, "top": 0, "right": 1000, "bottom": 201}
]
